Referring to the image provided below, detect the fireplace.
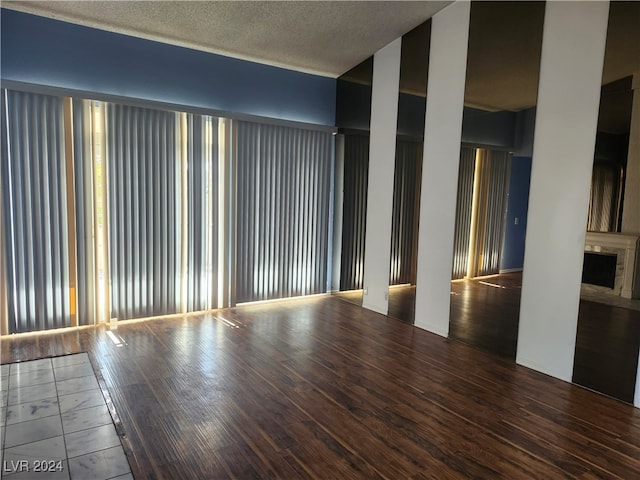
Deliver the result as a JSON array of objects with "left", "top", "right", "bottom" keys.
[
  {"left": 583, "top": 232, "right": 640, "bottom": 299},
  {"left": 582, "top": 252, "right": 617, "bottom": 289}
]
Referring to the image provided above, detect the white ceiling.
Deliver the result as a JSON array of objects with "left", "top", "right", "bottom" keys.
[{"left": 1, "top": 0, "right": 451, "bottom": 78}]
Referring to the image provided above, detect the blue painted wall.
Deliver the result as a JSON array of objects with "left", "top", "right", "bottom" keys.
[
  {"left": 0, "top": 9, "right": 336, "bottom": 126},
  {"left": 500, "top": 156, "right": 532, "bottom": 271},
  {"left": 500, "top": 107, "right": 536, "bottom": 271}
]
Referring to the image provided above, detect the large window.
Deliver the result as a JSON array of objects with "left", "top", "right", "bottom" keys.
[
  {"left": 339, "top": 133, "right": 369, "bottom": 291},
  {"left": 1, "top": 88, "right": 334, "bottom": 333},
  {"left": 587, "top": 161, "right": 623, "bottom": 232},
  {"left": 1, "top": 90, "right": 72, "bottom": 332},
  {"left": 452, "top": 147, "right": 510, "bottom": 279},
  {"left": 235, "top": 121, "right": 333, "bottom": 302}
]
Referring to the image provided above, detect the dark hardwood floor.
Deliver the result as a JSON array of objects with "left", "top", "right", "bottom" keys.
[
  {"left": 447, "top": 273, "right": 640, "bottom": 404},
  {"left": 448, "top": 274, "right": 522, "bottom": 360},
  {"left": 349, "top": 273, "right": 639, "bottom": 404},
  {"left": 335, "top": 274, "right": 522, "bottom": 358},
  {"left": 573, "top": 299, "right": 640, "bottom": 403},
  {"left": 2, "top": 296, "right": 640, "bottom": 479}
]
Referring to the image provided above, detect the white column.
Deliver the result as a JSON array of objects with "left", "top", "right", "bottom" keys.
[
  {"left": 635, "top": 349, "right": 640, "bottom": 408},
  {"left": 414, "top": 1, "right": 470, "bottom": 337},
  {"left": 517, "top": 1, "right": 610, "bottom": 381},
  {"left": 331, "top": 134, "right": 345, "bottom": 292},
  {"left": 622, "top": 77, "right": 640, "bottom": 408},
  {"left": 621, "top": 73, "right": 640, "bottom": 235},
  {"left": 361, "top": 39, "right": 401, "bottom": 314}
]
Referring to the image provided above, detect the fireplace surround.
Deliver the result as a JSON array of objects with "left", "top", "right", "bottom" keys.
[{"left": 583, "top": 232, "right": 640, "bottom": 299}]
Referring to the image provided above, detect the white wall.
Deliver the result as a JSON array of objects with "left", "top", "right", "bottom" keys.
[
  {"left": 636, "top": 349, "right": 640, "bottom": 407},
  {"left": 517, "top": 1, "right": 610, "bottom": 381},
  {"left": 632, "top": 75, "right": 640, "bottom": 408},
  {"left": 361, "top": 39, "right": 401, "bottom": 314},
  {"left": 621, "top": 73, "right": 640, "bottom": 236},
  {"left": 414, "top": 1, "right": 470, "bottom": 336},
  {"left": 331, "top": 134, "right": 345, "bottom": 292}
]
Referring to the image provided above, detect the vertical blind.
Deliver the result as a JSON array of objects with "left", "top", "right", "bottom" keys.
[
  {"left": 451, "top": 147, "right": 509, "bottom": 279},
  {"left": 340, "top": 134, "right": 370, "bottom": 291},
  {"left": 452, "top": 147, "right": 476, "bottom": 279},
  {"left": 587, "top": 162, "right": 622, "bottom": 232},
  {"left": 1, "top": 90, "right": 71, "bottom": 332},
  {"left": 1, "top": 88, "right": 334, "bottom": 333},
  {"left": 472, "top": 149, "right": 510, "bottom": 277},
  {"left": 185, "top": 114, "right": 219, "bottom": 311},
  {"left": 72, "top": 100, "right": 95, "bottom": 325},
  {"left": 107, "top": 104, "right": 181, "bottom": 320},
  {"left": 235, "top": 121, "right": 332, "bottom": 302},
  {"left": 389, "top": 139, "right": 422, "bottom": 285}
]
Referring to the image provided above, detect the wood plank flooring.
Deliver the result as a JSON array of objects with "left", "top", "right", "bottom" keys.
[
  {"left": 448, "top": 274, "right": 522, "bottom": 359},
  {"left": 2, "top": 295, "right": 640, "bottom": 479},
  {"left": 573, "top": 299, "right": 640, "bottom": 403},
  {"left": 358, "top": 273, "right": 640, "bottom": 404}
]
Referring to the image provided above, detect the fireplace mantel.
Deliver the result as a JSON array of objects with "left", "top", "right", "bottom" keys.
[{"left": 584, "top": 232, "right": 640, "bottom": 299}]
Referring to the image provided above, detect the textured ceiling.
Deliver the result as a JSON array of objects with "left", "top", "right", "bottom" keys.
[
  {"left": 2, "top": 0, "right": 638, "bottom": 126},
  {"left": 1, "top": 0, "right": 451, "bottom": 78}
]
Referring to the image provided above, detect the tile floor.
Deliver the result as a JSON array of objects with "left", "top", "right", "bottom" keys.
[{"left": 0, "top": 354, "right": 133, "bottom": 480}]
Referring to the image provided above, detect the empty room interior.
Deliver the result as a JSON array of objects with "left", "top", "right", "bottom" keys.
[{"left": 1, "top": 1, "right": 640, "bottom": 479}]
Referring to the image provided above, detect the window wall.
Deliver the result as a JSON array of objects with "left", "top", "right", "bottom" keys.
[
  {"left": 1, "top": 90, "right": 72, "bottom": 332},
  {"left": 1, "top": 88, "right": 334, "bottom": 334},
  {"left": 235, "top": 121, "right": 332, "bottom": 303}
]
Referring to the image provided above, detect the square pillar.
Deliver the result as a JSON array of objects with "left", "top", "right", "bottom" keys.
[
  {"left": 361, "top": 39, "right": 401, "bottom": 314},
  {"left": 414, "top": 1, "right": 471, "bottom": 336},
  {"left": 517, "top": 1, "right": 610, "bottom": 381}
]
